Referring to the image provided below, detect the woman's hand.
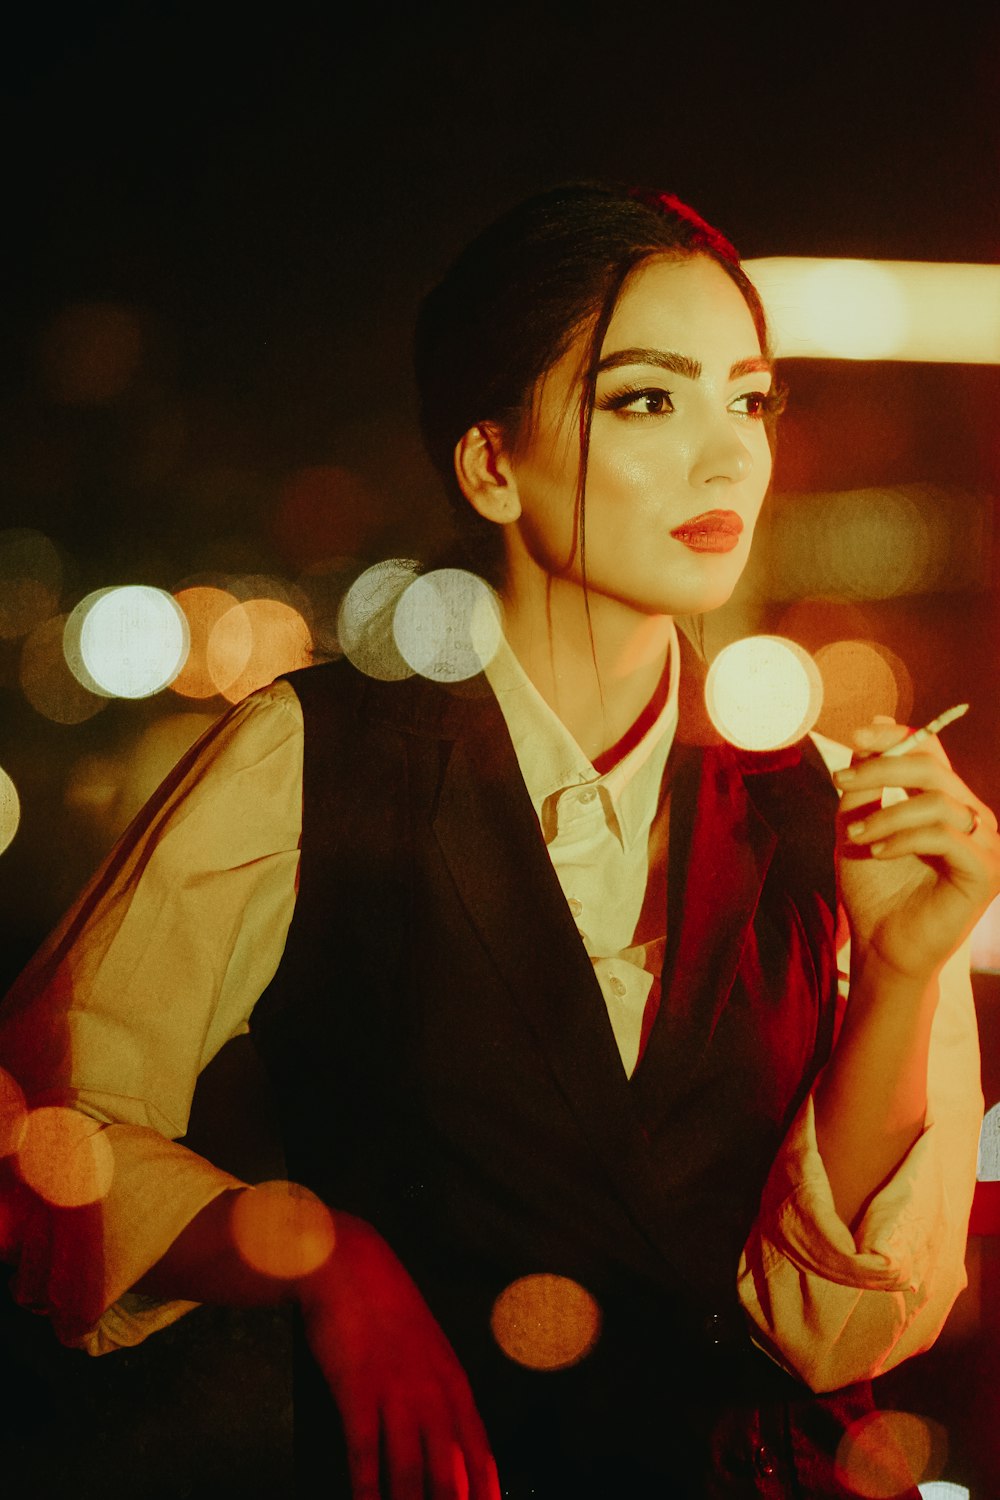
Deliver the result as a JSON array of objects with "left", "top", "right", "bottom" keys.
[
  {"left": 834, "top": 718, "right": 1000, "bottom": 981},
  {"left": 298, "top": 1212, "right": 500, "bottom": 1500}
]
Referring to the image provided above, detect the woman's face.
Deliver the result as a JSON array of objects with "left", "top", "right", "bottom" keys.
[{"left": 501, "top": 253, "right": 774, "bottom": 620}]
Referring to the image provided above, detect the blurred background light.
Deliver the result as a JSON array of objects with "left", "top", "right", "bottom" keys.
[
  {"left": 229, "top": 1180, "right": 336, "bottom": 1280},
  {"left": 978, "top": 1102, "right": 1000, "bottom": 1182},
  {"left": 705, "top": 635, "right": 823, "bottom": 751},
  {"left": 19, "top": 614, "right": 108, "bottom": 723},
  {"left": 490, "top": 1273, "right": 602, "bottom": 1371},
  {"left": 64, "top": 585, "right": 189, "bottom": 699},
  {"left": 916, "top": 1484, "right": 970, "bottom": 1499},
  {"left": 764, "top": 486, "right": 990, "bottom": 602},
  {"left": 37, "top": 301, "right": 144, "bottom": 404},
  {"left": 746, "top": 258, "right": 1000, "bottom": 363},
  {"left": 972, "top": 896, "right": 1000, "bottom": 974},
  {"left": 296, "top": 557, "right": 364, "bottom": 660},
  {"left": 15, "top": 1106, "right": 115, "bottom": 1208},
  {"left": 0, "top": 768, "right": 21, "bottom": 857},
  {"left": 834, "top": 1410, "right": 947, "bottom": 1498},
  {"left": 170, "top": 585, "right": 243, "bottom": 699},
  {"left": 0, "top": 1067, "right": 28, "bottom": 1156},
  {"left": 338, "top": 558, "right": 419, "bottom": 681},
  {"left": 392, "top": 568, "right": 501, "bottom": 683},
  {"left": 209, "top": 597, "right": 312, "bottom": 703},
  {"left": 0, "top": 528, "right": 63, "bottom": 639},
  {"left": 812, "top": 639, "right": 913, "bottom": 744}
]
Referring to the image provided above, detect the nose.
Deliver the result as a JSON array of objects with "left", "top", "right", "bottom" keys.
[{"left": 688, "top": 419, "right": 753, "bottom": 487}]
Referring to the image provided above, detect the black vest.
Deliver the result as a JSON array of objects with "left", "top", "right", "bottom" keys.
[{"left": 250, "top": 655, "right": 906, "bottom": 1498}]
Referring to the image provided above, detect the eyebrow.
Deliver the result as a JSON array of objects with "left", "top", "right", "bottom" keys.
[{"left": 594, "top": 347, "right": 774, "bottom": 382}]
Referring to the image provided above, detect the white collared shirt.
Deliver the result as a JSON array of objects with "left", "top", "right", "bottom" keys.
[{"left": 485, "top": 628, "right": 680, "bottom": 1075}]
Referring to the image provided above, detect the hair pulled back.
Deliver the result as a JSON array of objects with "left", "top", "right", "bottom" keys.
[{"left": 414, "top": 182, "right": 773, "bottom": 579}]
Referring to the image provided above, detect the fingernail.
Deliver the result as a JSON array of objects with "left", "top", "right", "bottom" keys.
[
  {"left": 872, "top": 714, "right": 896, "bottom": 725},
  {"left": 870, "top": 841, "right": 887, "bottom": 855},
  {"left": 835, "top": 768, "right": 856, "bottom": 783},
  {"left": 847, "top": 820, "right": 866, "bottom": 839}
]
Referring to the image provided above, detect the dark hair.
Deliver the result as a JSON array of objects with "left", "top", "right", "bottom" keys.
[{"left": 414, "top": 181, "right": 778, "bottom": 582}]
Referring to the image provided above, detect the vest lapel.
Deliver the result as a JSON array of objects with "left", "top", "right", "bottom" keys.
[{"left": 429, "top": 688, "right": 703, "bottom": 1278}]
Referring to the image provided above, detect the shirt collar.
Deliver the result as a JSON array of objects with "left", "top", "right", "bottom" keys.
[{"left": 484, "top": 622, "right": 680, "bottom": 846}]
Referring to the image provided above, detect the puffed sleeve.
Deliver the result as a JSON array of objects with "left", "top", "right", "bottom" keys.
[
  {"left": 737, "top": 731, "right": 983, "bottom": 1392},
  {"left": 0, "top": 680, "right": 304, "bottom": 1353}
]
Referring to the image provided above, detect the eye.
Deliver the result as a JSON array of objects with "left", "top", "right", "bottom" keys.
[
  {"left": 729, "top": 389, "right": 772, "bottom": 419},
  {"left": 599, "top": 386, "right": 674, "bottom": 417}
]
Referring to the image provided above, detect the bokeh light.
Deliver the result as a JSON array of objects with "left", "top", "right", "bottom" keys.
[
  {"left": 0, "top": 1067, "right": 28, "bottom": 1156},
  {"left": 38, "top": 302, "right": 144, "bottom": 404},
  {"left": 793, "top": 261, "right": 908, "bottom": 360},
  {"left": 813, "top": 639, "right": 914, "bottom": 745},
  {"left": 0, "top": 528, "right": 63, "bottom": 639},
  {"left": 917, "top": 1484, "right": 970, "bottom": 1499},
  {"left": 209, "top": 598, "right": 312, "bottom": 703},
  {"left": 296, "top": 558, "right": 364, "bottom": 659},
  {"left": 15, "top": 1106, "right": 115, "bottom": 1208},
  {"left": 834, "top": 1411, "right": 947, "bottom": 1499},
  {"left": 19, "top": 613, "right": 108, "bottom": 724},
  {"left": 337, "top": 559, "right": 419, "bottom": 681},
  {"left": 978, "top": 1102, "right": 1000, "bottom": 1182},
  {"left": 705, "top": 636, "right": 823, "bottom": 751},
  {"left": 229, "top": 1180, "right": 336, "bottom": 1280},
  {"left": 64, "top": 586, "right": 190, "bottom": 699},
  {"left": 746, "top": 257, "right": 1000, "bottom": 364},
  {"left": 971, "top": 896, "right": 1000, "bottom": 974},
  {"left": 392, "top": 568, "right": 502, "bottom": 683},
  {"left": 767, "top": 488, "right": 942, "bottom": 602},
  {"left": 0, "top": 766, "right": 21, "bottom": 857},
  {"left": 170, "top": 586, "right": 242, "bottom": 699},
  {"left": 490, "top": 1273, "right": 602, "bottom": 1371}
]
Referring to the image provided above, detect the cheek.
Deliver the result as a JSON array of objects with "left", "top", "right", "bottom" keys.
[{"left": 589, "top": 445, "right": 679, "bottom": 519}]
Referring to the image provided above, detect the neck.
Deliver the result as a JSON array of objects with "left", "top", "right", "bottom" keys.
[{"left": 500, "top": 575, "right": 674, "bottom": 761}]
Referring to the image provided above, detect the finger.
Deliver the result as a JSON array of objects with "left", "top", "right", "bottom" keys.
[
  {"left": 421, "top": 1427, "right": 468, "bottom": 1500},
  {"left": 833, "top": 749, "right": 975, "bottom": 814},
  {"left": 465, "top": 1449, "right": 501, "bottom": 1500},
  {"left": 851, "top": 718, "right": 910, "bottom": 757},
  {"left": 843, "top": 790, "right": 984, "bottom": 847},
  {"left": 445, "top": 1389, "right": 499, "bottom": 1500},
  {"left": 382, "top": 1397, "right": 429, "bottom": 1500},
  {"left": 860, "top": 818, "right": 987, "bottom": 879},
  {"left": 338, "top": 1392, "right": 380, "bottom": 1500}
]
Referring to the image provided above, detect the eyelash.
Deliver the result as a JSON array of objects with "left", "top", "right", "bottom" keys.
[{"left": 596, "top": 385, "right": 779, "bottom": 421}]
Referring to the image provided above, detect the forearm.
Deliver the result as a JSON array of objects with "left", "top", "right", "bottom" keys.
[
  {"left": 813, "top": 952, "right": 939, "bottom": 1232},
  {"left": 135, "top": 1181, "right": 335, "bottom": 1308}
]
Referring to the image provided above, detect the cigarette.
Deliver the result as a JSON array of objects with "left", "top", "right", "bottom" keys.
[{"left": 876, "top": 703, "right": 970, "bottom": 759}]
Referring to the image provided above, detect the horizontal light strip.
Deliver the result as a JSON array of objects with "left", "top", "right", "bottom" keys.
[{"left": 743, "top": 257, "right": 1000, "bottom": 363}]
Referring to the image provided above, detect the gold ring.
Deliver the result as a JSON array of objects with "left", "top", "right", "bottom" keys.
[{"left": 965, "top": 805, "right": 981, "bottom": 836}]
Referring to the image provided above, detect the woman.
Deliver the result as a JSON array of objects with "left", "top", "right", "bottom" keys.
[{"left": 1, "top": 183, "right": 997, "bottom": 1499}]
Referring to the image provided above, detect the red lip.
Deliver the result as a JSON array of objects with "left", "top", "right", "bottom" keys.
[{"left": 669, "top": 509, "right": 744, "bottom": 553}]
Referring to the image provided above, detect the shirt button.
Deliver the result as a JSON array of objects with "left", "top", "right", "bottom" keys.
[
  {"left": 609, "top": 977, "right": 627, "bottom": 998},
  {"left": 567, "top": 897, "right": 582, "bottom": 916},
  {"left": 578, "top": 787, "right": 597, "bottom": 804}
]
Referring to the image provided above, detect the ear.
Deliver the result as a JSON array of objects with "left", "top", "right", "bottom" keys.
[{"left": 453, "top": 422, "right": 522, "bottom": 524}]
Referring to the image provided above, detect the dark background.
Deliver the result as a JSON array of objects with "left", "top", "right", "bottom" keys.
[{"left": 1, "top": 4, "right": 998, "bottom": 1495}]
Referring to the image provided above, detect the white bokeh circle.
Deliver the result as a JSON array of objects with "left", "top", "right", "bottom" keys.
[{"left": 705, "top": 635, "right": 823, "bottom": 751}]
